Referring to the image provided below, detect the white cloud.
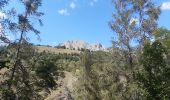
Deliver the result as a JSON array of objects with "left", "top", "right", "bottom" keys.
[
  {"left": 161, "top": 2, "right": 170, "bottom": 10},
  {"left": 70, "top": 2, "right": 76, "bottom": 9},
  {"left": 89, "top": 0, "right": 98, "bottom": 6},
  {"left": 0, "top": 12, "right": 6, "bottom": 19},
  {"left": 58, "top": 9, "right": 69, "bottom": 15}
]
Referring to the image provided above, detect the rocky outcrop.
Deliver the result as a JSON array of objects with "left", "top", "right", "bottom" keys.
[{"left": 57, "top": 40, "right": 107, "bottom": 51}]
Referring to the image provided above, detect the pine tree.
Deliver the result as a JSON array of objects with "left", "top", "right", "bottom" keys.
[{"left": 0, "top": 0, "right": 44, "bottom": 99}]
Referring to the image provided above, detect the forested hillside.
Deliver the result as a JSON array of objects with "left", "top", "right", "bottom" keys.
[{"left": 0, "top": 0, "right": 170, "bottom": 100}]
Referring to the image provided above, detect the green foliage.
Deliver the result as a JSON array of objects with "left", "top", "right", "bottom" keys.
[
  {"left": 35, "top": 53, "right": 64, "bottom": 89},
  {"left": 1, "top": 89, "right": 16, "bottom": 100},
  {"left": 0, "top": 0, "right": 45, "bottom": 99},
  {"left": 135, "top": 40, "right": 170, "bottom": 99},
  {"left": 35, "top": 58, "right": 58, "bottom": 88},
  {"left": 0, "top": 0, "right": 169, "bottom": 99},
  {"left": 109, "top": 0, "right": 161, "bottom": 99},
  {"left": 74, "top": 50, "right": 133, "bottom": 100},
  {"left": 153, "top": 28, "right": 170, "bottom": 50}
]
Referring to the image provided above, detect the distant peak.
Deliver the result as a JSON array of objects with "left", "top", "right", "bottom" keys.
[{"left": 56, "top": 40, "right": 108, "bottom": 51}]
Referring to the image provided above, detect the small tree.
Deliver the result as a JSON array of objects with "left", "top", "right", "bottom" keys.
[
  {"left": 110, "top": 0, "right": 160, "bottom": 68},
  {"left": 109, "top": 0, "right": 160, "bottom": 99}
]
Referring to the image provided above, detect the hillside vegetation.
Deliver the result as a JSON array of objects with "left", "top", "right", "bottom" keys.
[
  {"left": 36, "top": 46, "right": 80, "bottom": 54},
  {"left": 0, "top": 0, "right": 170, "bottom": 100}
]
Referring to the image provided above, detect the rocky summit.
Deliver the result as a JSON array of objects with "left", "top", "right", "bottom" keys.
[{"left": 57, "top": 40, "right": 108, "bottom": 51}]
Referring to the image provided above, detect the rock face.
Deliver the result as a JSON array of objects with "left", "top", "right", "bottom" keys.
[{"left": 58, "top": 40, "right": 107, "bottom": 51}]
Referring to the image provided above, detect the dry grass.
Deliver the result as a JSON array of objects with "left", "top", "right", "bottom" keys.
[
  {"left": 35, "top": 46, "right": 80, "bottom": 54},
  {"left": 44, "top": 71, "right": 77, "bottom": 100}
]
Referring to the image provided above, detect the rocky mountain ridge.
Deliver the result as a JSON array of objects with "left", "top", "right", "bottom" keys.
[{"left": 57, "top": 40, "right": 108, "bottom": 51}]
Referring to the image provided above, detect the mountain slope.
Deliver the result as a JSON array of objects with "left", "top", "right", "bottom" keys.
[{"left": 36, "top": 46, "right": 80, "bottom": 54}]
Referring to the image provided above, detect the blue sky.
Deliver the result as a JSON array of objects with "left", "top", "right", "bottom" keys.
[
  {"left": 2, "top": 0, "right": 170, "bottom": 47},
  {"left": 35, "top": 0, "right": 114, "bottom": 47}
]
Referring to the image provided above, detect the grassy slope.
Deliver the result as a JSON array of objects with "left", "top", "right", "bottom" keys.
[
  {"left": 35, "top": 46, "right": 79, "bottom": 99},
  {"left": 36, "top": 46, "right": 80, "bottom": 54}
]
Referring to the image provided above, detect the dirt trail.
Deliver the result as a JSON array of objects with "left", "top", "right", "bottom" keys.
[{"left": 45, "top": 71, "right": 77, "bottom": 100}]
